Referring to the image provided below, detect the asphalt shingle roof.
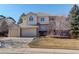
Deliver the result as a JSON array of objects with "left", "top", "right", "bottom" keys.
[{"left": 36, "top": 12, "right": 53, "bottom": 16}]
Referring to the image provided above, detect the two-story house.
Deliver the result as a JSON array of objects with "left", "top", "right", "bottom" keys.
[
  {"left": 19, "top": 12, "right": 52, "bottom": 37},
  {"left": 8, "top": 12, "right": 70, "bottom": 37}
]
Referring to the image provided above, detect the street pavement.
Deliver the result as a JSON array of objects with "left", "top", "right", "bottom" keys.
[{"left": 0, "top": 48, "right": 79, "bottom": 54}]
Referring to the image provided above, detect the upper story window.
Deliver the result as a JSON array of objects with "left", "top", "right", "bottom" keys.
[
  {"left": 40, "top": 18, "right": 45, "bottom": 22},
  {"left": 29, "top": 16, "right": 33, "bottom": 21}
]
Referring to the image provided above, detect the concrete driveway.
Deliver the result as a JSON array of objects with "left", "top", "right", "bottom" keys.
[
  {"left": 0, "top": 37, "right": 34, "bottom": 42},
  {"left": 0, "top": 37, "right": 34, "bottom": 48}
]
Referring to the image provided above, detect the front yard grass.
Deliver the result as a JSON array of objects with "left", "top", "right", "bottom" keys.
[{"left": 28, "top": 37, "right": 79, "bottom": 50}]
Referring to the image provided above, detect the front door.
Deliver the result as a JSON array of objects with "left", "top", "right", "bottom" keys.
[{"left": 39, "top": 31, "right": 47, "bottom": 36}]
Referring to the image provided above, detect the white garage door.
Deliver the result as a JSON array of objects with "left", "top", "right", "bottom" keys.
[{"left": 21, "top": 28, "right": 37, "bottom": 37}]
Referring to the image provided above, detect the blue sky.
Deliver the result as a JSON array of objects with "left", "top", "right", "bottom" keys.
[{"left": 0, "top": 4, "right": 73, "bottom": 23}]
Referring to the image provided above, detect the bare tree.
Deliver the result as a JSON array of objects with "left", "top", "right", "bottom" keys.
[{"left": 48, "top": 17, "right": 56, "bottom": 35}]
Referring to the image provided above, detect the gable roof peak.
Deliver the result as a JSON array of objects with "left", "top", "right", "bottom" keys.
[{"left": 25, "top": 12, "right": 37, "bottom": 15}]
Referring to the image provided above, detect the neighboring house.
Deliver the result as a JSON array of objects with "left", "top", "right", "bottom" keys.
[{"left": 0, "top": 15, "right": 16, "bottom": 37}]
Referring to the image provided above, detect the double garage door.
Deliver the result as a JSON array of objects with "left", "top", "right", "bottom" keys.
[{"left": 21, "top": 28, "right": 37, "bottom": 37}]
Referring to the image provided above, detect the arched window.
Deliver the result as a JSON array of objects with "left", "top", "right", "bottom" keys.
[
  {"left": 29, "top": 16, "right": 33, "bottom": 21},
  {"left": 41, "top": 18, "right": 45, "bottom": 22}
]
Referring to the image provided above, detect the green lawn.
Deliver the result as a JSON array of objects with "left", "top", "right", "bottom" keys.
[{"left": 28, "top": 37, "right": 79, "bottom": 50}]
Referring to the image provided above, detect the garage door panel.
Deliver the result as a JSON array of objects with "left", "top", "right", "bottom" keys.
[{"left": 21, "top": 28, "right": 37, "bottom": 37}]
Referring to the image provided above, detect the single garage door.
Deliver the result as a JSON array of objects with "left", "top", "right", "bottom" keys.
[{"left": 21, "top": 28, "right": 37, "bottom": 37}]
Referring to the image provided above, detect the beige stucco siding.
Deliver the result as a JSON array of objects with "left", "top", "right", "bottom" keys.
[
  {"left": 20, "top": 13, "right": 49, "bottom": 27},
  {"left": 22, "top": 13, "right": 37, "bottom": 26}
]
